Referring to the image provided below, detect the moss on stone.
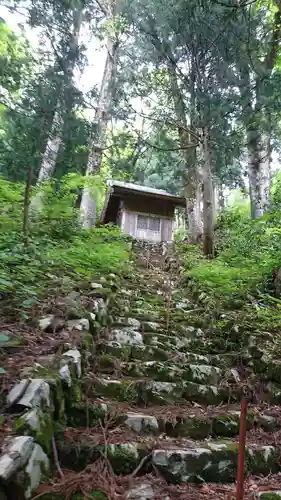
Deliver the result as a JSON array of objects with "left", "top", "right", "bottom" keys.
[
  {"left": 212, "top": 413, "right": 240, "bottom": 437},
  {"left": 92, "top": 379, "right": 139, "bottom": 404},
  {"left": 146, "top": 345, "right": 170, "bottom": 361},
  {"left": 130, "top": 308, "right": 160, "bottom": 322},
  {"left": 57, "top": 439, "right": 140, "bottom": 474},
  {"left": 15, "top": 409, "right": 54, "bottom": 454},
  {"left": 98, "top": 353, "right": 119, "bottom": 370},
  {"left": 259, "top": 494, "right": 281, "bottom": 499},
  {"left": 67, "top": 402, "right": 107, "bottom": 427},
  {"left": 183, "top": 381, "right": 227, "bottom": 405},
  {"left": 107, "top": 443, "right": 140, "bottom": 475},
  {"left": 143, "top": 381, "right": 184, "bottom": 406},
  {"left": 49, "top": 376, "right": 67, "bottom": 425},
  {"left": 246, "top": 446, "right": 280, "bottom": 475},
  {"left": 35, "top": 412, "right": 54, "bottom": 454},
  {"left": 139, "top": 361, "right": 181, "bottom": 383},
  {"left": 101, "top": 343, "right": 132, "bottom": 361},
  {"left": 175, "top": 416, "right": 211, "bottom": 439}
]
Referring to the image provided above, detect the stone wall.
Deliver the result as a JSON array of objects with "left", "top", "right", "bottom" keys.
[{"left": 0, "top": 273, "right": 119, "bottom": 499}]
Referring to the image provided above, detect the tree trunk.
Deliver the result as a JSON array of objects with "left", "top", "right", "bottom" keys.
[
  {"left": 37, "top": 110, "right": 63, "bottom": 182},
  {"left": 201, "top": 128, "right": 214, "bottom": 257},
  {"left": 186, "top": 182, "right": 202, "bottom": 242},
  {"left": 80, "top": 1, "right": 120, "bottom": 228},
  {"left": 245, "top": 1, "right": 281, "bottom": 218},
  {"left": 247, "top": 124, "right": 271, "bottom": 219},
  {"left": 36, "top": 7, "right": 84, "bottom": 182},
  {"left": 168, "top": 64, "right": 200, "bottom": 242}
]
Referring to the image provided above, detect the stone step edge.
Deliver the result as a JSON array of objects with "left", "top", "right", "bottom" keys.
[
  {"left": 69, "top": 401, "right": 280, "bottom": 438},
  {"left": 98, "top": 340, "right": 246, "bottom": 367},
  {"left": 57, "top": 438, "right": 281, "bottom": 483},
  {"left": 95, "top": 358, "right": 244, "bottom": 386}
]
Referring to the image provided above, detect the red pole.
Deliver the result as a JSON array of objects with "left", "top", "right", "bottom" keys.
[{"left": 236, "top": 398, "right": 248, "bottom": 500}]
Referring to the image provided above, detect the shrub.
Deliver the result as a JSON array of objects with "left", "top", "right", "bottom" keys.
[
  {"left": 0, "top": 176, "right": 130, "bottom": 317},
  {"left": 180, "top": 195, "right": 281, "bottom": 309}
]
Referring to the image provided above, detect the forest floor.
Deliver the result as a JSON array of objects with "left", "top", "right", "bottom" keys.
[{"left": 2, "top": 240, "right": 281, "bottom": 499}]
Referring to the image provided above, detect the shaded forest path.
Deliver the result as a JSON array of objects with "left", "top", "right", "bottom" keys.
[
  {"left": 2, "top": 241, "right": 281, "bottom": 499},
  {"left": 57, "top": 241, "right": 281, "bottom": 499}
]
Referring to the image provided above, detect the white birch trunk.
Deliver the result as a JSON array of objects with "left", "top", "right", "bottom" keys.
[{"left": 81, "top": 2, "right": 120, "bottom": 228}]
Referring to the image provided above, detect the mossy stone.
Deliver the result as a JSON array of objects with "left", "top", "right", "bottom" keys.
[
  {"left": 57, "top": 440, "right": 140, "bottom": 474},
  {"left": 212, "top": 413, "right": 240, "bottom": 437},
  {"left": 98, "top": 353, "right": 119, "bottom": 371},
  {"left": 258, "top": 494, "right": 281, "bottom": 499},
  {"left": 101, "top": 342, "right": 132, "bottom": 361},
  {"left": 246, "top": 446, "right": 280, "bottom": 475},
  {"left": 175, "top": 416, "right": 211, "bottom": 439},
  {"left": 67, "top": 402, "right": 107, "bottom": 427},
  {"left": 91, "top": 378, "right": 139, "bottom": 404}
]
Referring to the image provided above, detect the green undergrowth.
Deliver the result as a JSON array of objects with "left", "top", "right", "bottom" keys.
[
  {"left": 0, "top": 175, "right": 131, "bottom": 317},
  {"left": 178, "top": 194, "right": 281, "bottom": 349},
  {"left": 179, "top": 201, "right": 281, "bottom": 311}
]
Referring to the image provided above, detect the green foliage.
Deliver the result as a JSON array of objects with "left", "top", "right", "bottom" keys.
[
  {"left": 0, "top": 20, "right": 31, "bottom": 93},
  {"left": 0, "top": 176, "right": 130, "bottom": 317},
  {"left": 181, "top": 193, "right": 281, "bottom": 308}
]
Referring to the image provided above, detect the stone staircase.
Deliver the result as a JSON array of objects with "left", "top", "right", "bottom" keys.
[{"left": 53, "top": 242, "right": 281, "bottom": 498}]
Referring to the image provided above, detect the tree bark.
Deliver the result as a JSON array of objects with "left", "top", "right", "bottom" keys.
[
  {"left": 201, "top": 128, "right": 214, "bottom": 257},
  {"left": 245, "top": 1, "right": 281, "bottom": 218},
  {"left": 38, "top": 109, "right": 63, "bottom": 182},
  {"left": 80, "top": 0, "right": 120, "bottom": 228},
  {"left": 247, "top": 125, "right": 271, "bottom": 219},
  {"left": 186, "top": 182, "right": 202, "bottom": 242},
  {"left": 80, "top": 43, "right": 118, "bottom": 228},
  {"left": 168, "top": 64, "right": 201, "bottom": 242},
  {"left": 36, "top": 6, "right": 84, "bottom": 183}
]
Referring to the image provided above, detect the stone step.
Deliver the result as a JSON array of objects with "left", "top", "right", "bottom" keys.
[
  {"left": 124, "top": 476, "right": 281, "bottom": 499},
  {"left": 127, "top": 307, "right": 197, "bottom": 325},
  {"left": 96, "top": 359, "right": 223, "bottom": 385},
  {"left": 57, "top": 433, "right": 281, "bottom": 482},
  {"left": 142, "top": 331, "right": 200, "bottom": 346},
  {"left": 99, "top": 340, "right": 172, "bottom": 362},
  {"left": 68, "top": 401, "right": 281, "bottom": 439},
  {"left": 98, "top": 340, "right": 238, "bottom": 368},
  {"left": 107, "top": 329, "right": 199, "bottom": 352},
  {"left": 83, "top": 376, "right": 240, "bottom": 405}
]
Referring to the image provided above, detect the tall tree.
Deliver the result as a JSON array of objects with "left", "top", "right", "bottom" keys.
[
  {"left": 244, "top": 1, "right": 281, "bottom": 218},
  {"left": 80, "top": 0, "right": 122, "bottom": 228},
  {"left": 37, "top": 5, "right": 84, "bottom": 182}
]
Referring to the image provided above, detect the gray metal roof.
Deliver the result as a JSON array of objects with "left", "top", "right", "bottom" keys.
[{"left": 107, "top": 180, "right": 184, "bottom": 201}]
